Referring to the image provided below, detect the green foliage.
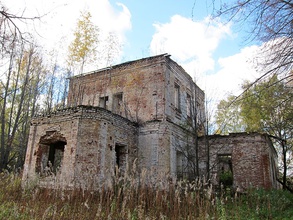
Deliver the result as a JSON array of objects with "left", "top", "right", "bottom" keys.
[
  {"left": 215, "top": 75, "right": 292, "bottom": 134},
  {"left": 216, "top": 199, "right": 227, "bottom": 220},
  {"left": 215, "top": 75, "right": 293, "bottom": 188},
  {"left": 0, "top": 202, "right": 29, "bottom": 220},
  {"left": 219, "top": 171, "right": 233, "bottom": 187},
  {"left": 231, "top": 189, "right": 293, "bottom": 219},
  {"left": 240, "top": 75, "right": 292, "bottom": 133},
  {"left": 215, "top": 95, "right": 245, "bottom": 134}
]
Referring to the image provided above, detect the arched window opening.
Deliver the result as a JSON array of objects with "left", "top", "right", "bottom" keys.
[{"left": 36, "top": 131, "right": 67, "bottom": 176}]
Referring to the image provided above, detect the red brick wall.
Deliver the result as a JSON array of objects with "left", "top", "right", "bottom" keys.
[{"left": 198, "top": 133, "right": 278, "bottom": 190}]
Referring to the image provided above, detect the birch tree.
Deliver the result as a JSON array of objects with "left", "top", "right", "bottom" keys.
[
  {"left": 0, "top": 43, "right": 45, "bottom": 171},
  {"left": 67, "top": 11, "right": 99, "bottom": 75}
]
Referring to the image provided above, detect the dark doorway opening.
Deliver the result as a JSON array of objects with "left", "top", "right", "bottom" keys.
[
  {"left": 48, "top": 141, "right": 65, "bottom": 174},
  {"left": 115, "top": 144, "right": 127, "bottom": 173},
  {"left": 218, "top": 154, "right": 233, "bottom": 188},
  {"left": 36, "top": 131, "right": 67, "bottom": 176}
]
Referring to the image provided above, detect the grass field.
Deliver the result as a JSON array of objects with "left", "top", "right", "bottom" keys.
[{"left": 1, "top": 172, "right": 293, "bottom": 220}]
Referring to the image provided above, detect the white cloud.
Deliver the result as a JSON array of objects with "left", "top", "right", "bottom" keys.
[
  {"left": 3, "top": 1, "right": 267, "bottom": 108},
  {"left": 88, "top": 0, "right": 131, "bottom": 40},
  {"left": 3, "top": 0, "right": 131, "bottom": 62},
  {"left": 150, "top": 15, "right": 231, "bottom": 74},
  {"left": 149, "top": 14, "right": 265, "bottom": 113},
  {"left": 196, "top": 45, "right": 264, "bottom": 119},
  {"left": 204, "top": 45, "right": 260, "bottom": 101}
]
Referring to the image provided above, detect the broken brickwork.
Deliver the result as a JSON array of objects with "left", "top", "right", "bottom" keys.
[
  {"left": 23, "top": 106, "right": 138, "bottom": 188},
  {"left": 198, "top": 133, "right": 278, "bottom": 190},
  {"left": 22, "top": 54, "right": 278, "bottom": 190}
]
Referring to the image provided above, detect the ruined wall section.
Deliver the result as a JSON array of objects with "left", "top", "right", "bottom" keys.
[
  {"left": 164, "top": 58, "right": 205, "bottom": 132},
  {"left": 169, "top": 121, "right": 197, "bottom": 179},
  {"left": 23, "top": 106, "right": 138, "bottom": 189},
  {"left": 231, "top": 133, "right": 277, "bottom": 189},
  {"left": 138, "top": 121, "right": 170, "bottom": 174},
  {"left": 74, "top": 107, "right": 138, "bottom": 188},
  {"left": 138, "top": 119, "right": 197, "bottom": 181},
  {"left": 22, "top": 108, "right": 80, "bottom": 188},
  {"left": 198, "top": 133, "right": 278, "bottom": 190},
  {"left": 67, "top": 55, "right": 167, "bottom": 124}
]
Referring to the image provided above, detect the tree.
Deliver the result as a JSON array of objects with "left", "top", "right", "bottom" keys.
[
  {"left": 41, "top": 49, "right": 70, "bottom": 113},
  {"left": 215, "top": 94, "right": 245, "bottom": 134},
  {"left": 210, "top": 0, "right": 293, "bottom": 189},
  {"left": 215, "top": 74, "right": 293, "bottom": 190},
  {"left": 211, "top": 0, "right": 293, "bottom": 88},
  {"left": 67, "top": 11, "right": 99, "bottom": 74},
  {"left": 173, "top": 86, "right": 206, "bottom": 180},
  {"left": 0, "top": 3, "right": 45, "bottom": 171},
  {"left": 0, "top": 40, "right": 45, "bottom": 171},
  {"left": 0, "top": 3, "right": 42, "bottom": 54},
  {"left": 96, "top": 31, "right": 122, "bottom": 68},
  {"left": 241, "top": 75, "right": 293, "bottom": 189}
]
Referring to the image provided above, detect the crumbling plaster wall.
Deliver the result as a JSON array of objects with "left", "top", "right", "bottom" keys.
[
  {"left": 67, "top": 55, "right": 167, "bottom": 123},
  {"left": 138, "top": 119, "right": 197, "bottom": 180},
  {"left": 198, "top": 133, "right": 278, "bottom": 190},
  {"left": 67, "top": 55, "right": 205, "bottom": 129},
  {"left": 169, "top": 122, "right": 197, "bottom": 179},
  {"left": 138, "top": 120, "right": 171, "bottom": 175},
  {"left": 74, "top": 107, "right": 138, "bottom": 188},
  {"left": 23, "top": 110, "right": 79, "bottom": 188},
  {"left": 164, "top": 58, "right": 205, "bottom": 130},
  {"left": 22, "top": 106, "right": 138, "bottom": 189},
  {"left": 23, "top": 54, "right": 207, "bottom": 189}
]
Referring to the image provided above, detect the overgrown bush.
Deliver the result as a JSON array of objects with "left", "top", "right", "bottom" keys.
[{"left": 219, "top": 171, "right": 233, "bottom": 188}]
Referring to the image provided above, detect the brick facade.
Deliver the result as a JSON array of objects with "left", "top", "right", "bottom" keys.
[
  {"left": 198, "top": 133, "right": 278, "bottom": 190},
  {"left": 22, "top": 54, "right": 278, "bottom": 190},
  {"left": 23, "top": 106, "right": 138, "bottom": 188}
]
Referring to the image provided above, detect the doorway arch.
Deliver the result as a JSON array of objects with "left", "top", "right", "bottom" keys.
[{"left": 35, "top": 131, "right": 67, "bottom": 176}]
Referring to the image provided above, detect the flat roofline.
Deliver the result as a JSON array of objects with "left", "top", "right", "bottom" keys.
[{"left": 70, "top": 53, "right": 170, "bottom": 79}]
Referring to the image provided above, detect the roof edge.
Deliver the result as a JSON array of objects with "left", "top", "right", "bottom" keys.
[{"left": 70, "top": 53, "right": 170, "bottom": 79}]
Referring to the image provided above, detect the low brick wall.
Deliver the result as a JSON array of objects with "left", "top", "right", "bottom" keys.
[{"left": 198, "top": 133, "right": 278, "bottom": 191}]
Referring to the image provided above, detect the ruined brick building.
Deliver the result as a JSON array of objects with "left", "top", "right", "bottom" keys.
[{"left": 22, "top": 54, "right": 278, "bottom": 190}]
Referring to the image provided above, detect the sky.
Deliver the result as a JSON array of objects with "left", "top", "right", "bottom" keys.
[{"left": 4, "top": 0, "right": 263, "bottom": 111}]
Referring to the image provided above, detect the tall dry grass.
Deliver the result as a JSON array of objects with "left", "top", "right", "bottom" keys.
[{"left": 1, "top": 169, "right": 293, "bottom": 219}]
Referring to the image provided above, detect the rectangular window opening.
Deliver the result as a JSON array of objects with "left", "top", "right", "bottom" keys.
[
  {"left": 176, "top": 151, "right": 184, "bottom": 180},
  {"left": 174, "top": 83, "right": 180, "bottom": 110},
  {"left": 186, "top": 93, "right": 191, "bottom": 118},
  {"left": 99, "top": 96, "right": 109, "bottom": 109},
  {"left": 113, "top": 93, "right": 123, "bottom": 115},
  {"left": 115, "top": 143, "right": 127, "bottom": 173},
  {"left": 218, "top": 154, "right": 233, "bottom": 187}
]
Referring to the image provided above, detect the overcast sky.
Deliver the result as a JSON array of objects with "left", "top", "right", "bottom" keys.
[{"left": 4, "top": 0, "right": 263, "bottom": 110}]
